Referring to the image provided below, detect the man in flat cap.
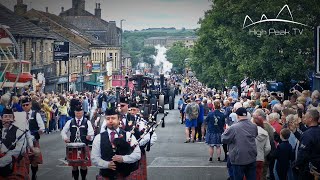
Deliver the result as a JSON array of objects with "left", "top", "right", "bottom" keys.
[{"left": 221, "top": 107, "right": 258, "bottom": 180}]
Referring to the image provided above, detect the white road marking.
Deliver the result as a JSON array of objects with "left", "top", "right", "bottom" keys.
[
  {"left": 56, "top": 158, "right": 97, "bottom": 168},
  {"left": 147, "top": 165, "right": 227, "bottom": 168}
]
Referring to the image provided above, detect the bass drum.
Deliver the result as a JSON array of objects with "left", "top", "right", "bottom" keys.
[{"left": 159, "top": 95, "right": 165, "bottom": 113}]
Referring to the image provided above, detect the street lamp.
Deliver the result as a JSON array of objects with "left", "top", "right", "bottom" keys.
[{"left": 120, "top": 19, "right": 125, "bottom": 87}]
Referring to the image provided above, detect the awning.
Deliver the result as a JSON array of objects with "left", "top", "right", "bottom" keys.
[{"left": 84, "top": 81, "right": 103, "bottom": 87}]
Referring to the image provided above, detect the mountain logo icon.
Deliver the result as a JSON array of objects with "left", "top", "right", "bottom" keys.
[{"left": 242, "top": 5, "right": 310, "bottom": 29}]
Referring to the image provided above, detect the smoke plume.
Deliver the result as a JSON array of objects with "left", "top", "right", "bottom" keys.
[{"left": 153, "top": 45, "right": 172, "bottom": 74}]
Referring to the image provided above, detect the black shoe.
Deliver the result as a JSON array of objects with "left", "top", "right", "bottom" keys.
[
  {"left": 223, "top": 158, "right": 227, "bottom": 162},
  {"left": 191, "top": 140, "right": 195, "bottom": 143},
  {"left": 218, "top": 157, "right": 221, "bottom": 162},
  {"left": 184, "top": 139, "right": 190, "bottom": 143},
  {"left": 209, "top": 157, "right": 212, "bottom": 162}
]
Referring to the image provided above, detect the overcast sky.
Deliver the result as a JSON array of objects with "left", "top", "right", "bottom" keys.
[{"left": 0, "top": 0, "right": 212, "bottom": 30}]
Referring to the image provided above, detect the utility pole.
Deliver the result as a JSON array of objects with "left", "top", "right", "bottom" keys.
[
  {"left": 81, "top": 56, "right": 84, "bottom": 91},
  {"left": 120, "top": 19, "right": 125, "bottom": 87}
]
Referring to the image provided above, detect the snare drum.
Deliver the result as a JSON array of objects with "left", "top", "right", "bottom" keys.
[{"left": 66, "top": 142, "right": 90, "bottom": 166}]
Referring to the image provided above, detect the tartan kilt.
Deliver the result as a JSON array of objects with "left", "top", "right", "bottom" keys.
[
  {"left": 126, "top": 153, "right": 147, "bottom": 180},
  {"left": 68, "top": 146, "right": 91, "bottom": 167},
  {"left": 28, "top": 141, "right": 43, "bottom": 165},
  {"left": 0, "top": 153, "right": 30, "bottom": 180}
]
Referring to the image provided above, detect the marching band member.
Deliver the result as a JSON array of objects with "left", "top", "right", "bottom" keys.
[
  {"left": 22, "top": 97, "right": 45, "bottom": 180},
  {"left": 61, "top": 105, "right": 94, "bottom": 180},
  {"left": 91, "top": 107, "right": 141, "bottom": 179},
  {"left": 0, "top": 108, "right": 34, "bottom": 180},
  {"left": 127, "top": 103, "right": 157, "bottom": 180},
  {"left": 100, "top": 96, "right": 135, "bottom": 133}
]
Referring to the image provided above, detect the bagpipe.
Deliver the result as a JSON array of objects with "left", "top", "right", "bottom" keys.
[
  {"left": 109, "top": 107, "right": 169, "bottom": 177},
  {"left": 0, "top": 125, "right": 31, "bottom": 178}
]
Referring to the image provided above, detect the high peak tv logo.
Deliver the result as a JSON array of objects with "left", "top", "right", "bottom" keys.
[{"left": 243, "top": 5, "right": 310, "bottom": 37}]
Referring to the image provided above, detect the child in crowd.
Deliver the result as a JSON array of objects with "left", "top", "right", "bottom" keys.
[{"left": 274, "top": 128, "right": 293, "bottom": 180}]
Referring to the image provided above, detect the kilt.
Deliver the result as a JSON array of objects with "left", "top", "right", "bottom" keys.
[
  {"left": 0, "top": 153, "right": 30, "bottom": 180},
  {"left": 68, "top": 146, "right": 91, "bottom": 167},
  {"left": 28, "top": 140, "right": 43, "bottom": 165},
  {"left": 126, "top": 153, "right": 147, "bottom": 180}
]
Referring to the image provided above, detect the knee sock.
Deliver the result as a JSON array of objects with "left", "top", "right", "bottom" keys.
[
  {"left": 80, "top": 169, "right": 87, "bottom": 180},
  {"left": 72, "top": 169, "right": 79, "bottom": 180}
]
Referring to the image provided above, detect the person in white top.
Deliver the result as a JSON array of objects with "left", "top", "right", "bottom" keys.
[
  {"left": 0, "top": 108, "right": 36, "bottom": 179},
  {"left": 91, "top": 107, "right": 141, "bottom": 179},
  {"left": 61, "top": 105, "right": 94, "bottom": 180},
  {"left": 21, "top": 97, "right": 45, "bottom": 180}
]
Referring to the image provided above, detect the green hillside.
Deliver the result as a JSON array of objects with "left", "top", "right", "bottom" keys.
[{"left": 123, "top": 28, "right": 196, "bottom": 68}]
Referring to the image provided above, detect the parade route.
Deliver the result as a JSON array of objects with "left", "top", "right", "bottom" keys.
[{"left": 36, "top": 96, "right": 228, "bottom": 180}]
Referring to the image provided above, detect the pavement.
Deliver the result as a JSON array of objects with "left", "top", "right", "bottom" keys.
[{"left": 35, "top": 95, "right": 228, "bottom": 180}]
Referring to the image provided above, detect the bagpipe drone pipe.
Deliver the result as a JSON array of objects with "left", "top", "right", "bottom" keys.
[
  {"left": 0, "top": 125, "right": 29, "bottom": 177},
  {"left": 110, "top": 108, "right": 169, "bottom": 176}
]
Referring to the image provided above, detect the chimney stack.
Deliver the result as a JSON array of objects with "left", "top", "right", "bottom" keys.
[
  {"left": 95, "top": 3, "right": 101, "bottom": 19},
  {"left": 14, "top": 0, "right": 27, "bottom": 16},
  {"left": 61, "top": 7, "right": 64, "bottom": 13},
  {"left": 72, "top": 0, "right": 85, "bottom": 11},
  {"left": 45, "top": 7, "right": 48, "bottom": 13}
]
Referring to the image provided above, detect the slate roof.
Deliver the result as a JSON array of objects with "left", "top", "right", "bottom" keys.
[
  {"left": 63, "top": 16, "right": 108, "bottom": 31},
  {"left": 60, "top": 8, "right": 93, "bottom": 17},
  {"left": 0, "top": 3, "right": 54, "bottom": 39},
  {"left": 30, "top": 9, "right": 105, "bottom": 46},
  {"left": 62, "top": 16, "right": 120, "bottom": 46}
]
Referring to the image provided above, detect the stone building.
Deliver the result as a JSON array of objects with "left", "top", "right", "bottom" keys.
[
  {"left": 0, "top": 2, "right": 56, "bottom": 93},
  {"left": 23, "top": 7, "right": 106, "bottom": 92},
  {"left": 60, "top": 0, "right": 130, "bottom": 89},
  {"left": 144, "top": 36, "right": 198, "bottom": 48}
]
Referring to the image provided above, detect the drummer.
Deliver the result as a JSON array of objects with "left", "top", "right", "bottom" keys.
[
  {"left": 91, "top": 107, "right": 141, "bottom": 179},
  {"left": 61, "top": 105, "right": 94, "bottom": 180},
  {"left": 0, "top": 108, "right": 34, "bottom": 180},
  {"left": 22, "top": 96, "right": 45, "bottom": 180}
]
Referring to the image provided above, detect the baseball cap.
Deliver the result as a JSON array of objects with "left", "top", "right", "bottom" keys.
[{"left": 235, "top": 107, "right": 247, "bottom": 116}]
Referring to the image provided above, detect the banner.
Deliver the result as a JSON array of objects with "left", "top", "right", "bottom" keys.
[{"left": 53, "top": 41, "right": 69, "bottom": 61}]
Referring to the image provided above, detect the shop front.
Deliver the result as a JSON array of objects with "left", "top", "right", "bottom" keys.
[
  {"left": 57, "top": 76, "right": 68, "bottom": 93},
  {"left": 45, "top": 77, "right": 59, "bottom": 93}
]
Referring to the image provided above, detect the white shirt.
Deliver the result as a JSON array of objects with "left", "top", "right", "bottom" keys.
[
  {"left": 25, "top": 110, "right": 45, "bottom": 134},
  {"left": 0, "top": 125, "right": 32, "bottom": 167},
  {"left": 91, "top": 128, "right": 141, "bottom": 169},
  {"left": 61, "top": 117, "right": 94, "bottom": 142}
]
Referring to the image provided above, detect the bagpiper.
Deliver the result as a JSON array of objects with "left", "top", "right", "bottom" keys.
[
  {"left": 100, "top": 96, "right": 135, "bottom": 134},
  {"left": 21, "top": 97, "right": 45, "bottom": 180},
  {"left": 91, "top": 107, "right": 141, "bottom": 179},
  {"left": 61, "top": 105, "right": 94, "bottom": 180},
  {"left": 0, "top": 108, "right": 35, "bottom": 180},
  {"left": 127, "top": 102, "right": 157, "bottom": 180}
]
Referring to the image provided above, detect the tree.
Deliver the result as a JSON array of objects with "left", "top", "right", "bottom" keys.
[
  {"left": 166, "top": 42, "right": 191, "bottom": 74},
  {"left": 192, "top": 0, "right": 318, "bottom": 90},
  {"left": 141, "top": 46, "right": 156, "bottom": 68}
]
